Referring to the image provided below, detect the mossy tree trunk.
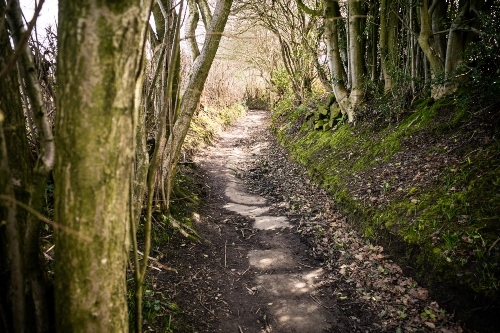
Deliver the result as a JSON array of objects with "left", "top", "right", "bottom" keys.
[
  {"left": 55, "top": 0, "right": 149, "bottom": 330},
  {"left": 380, "top": 0, "right": 398, "bottom": 92},
  {"left": 297, "top": 0, "right": 366, "bottom": 122},
  {"left": 347, "top": 0, "right": 365, "bottom": 118},
  {"left": 417, "top": 0, "right": 481, "bottom": 99},
  {"left": 417, "top": 0, "right": 445, "bottom": 78},
  {"left": 323, "top": 0, "right": 351, "bottom": 117}
]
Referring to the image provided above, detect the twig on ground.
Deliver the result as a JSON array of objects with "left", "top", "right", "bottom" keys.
[
  {"left": 246, "top": 233, "right": 256, "bottom": 240},
  {"left": 239, "top": 266, "right": 250, "bottom": 276},
  {"left": 136, "top": 250, "right": 178, "bottom": 273},
  {"left": 236, "top": 266, "right": 250, "bottom": 281},
  {"left": 169, "top": 216, "right": 200, "bottom": 241},
  {"left": 297, "top": 262, "right": 315, "bottom": 269},
  {"left": 488, "top": 237, "right": 500, "bottom": 254},
  {"left": 198, "top": 296, "right": 216, "bottom": 317},
  {"left": 309, "top": 294, "right": 335, "bottom": 309}
]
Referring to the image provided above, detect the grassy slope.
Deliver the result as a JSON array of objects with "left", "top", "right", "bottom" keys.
[{"left": 272, "top": 97, "right": 500, "bottom": 332}]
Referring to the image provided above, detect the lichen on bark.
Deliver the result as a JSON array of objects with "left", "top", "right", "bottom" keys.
[{"left": 55, "top": 1, "right": 146, "bottom": 331}]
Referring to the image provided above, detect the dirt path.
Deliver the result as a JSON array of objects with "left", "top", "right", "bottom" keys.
[
  {"left": 194, "top": 110, "right": 342, "bottom": 332},
  {"left": 156, "top": 110, "right": 468, "bottom": 333}
]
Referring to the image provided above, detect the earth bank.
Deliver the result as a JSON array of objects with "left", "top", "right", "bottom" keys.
[{"left": 271, "top": 98, "right": 500, "bottom": 333}]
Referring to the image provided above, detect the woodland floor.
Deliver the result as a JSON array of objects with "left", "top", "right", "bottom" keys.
[{"left": 149, "top": 110, "right": 476, "bottom": 332}]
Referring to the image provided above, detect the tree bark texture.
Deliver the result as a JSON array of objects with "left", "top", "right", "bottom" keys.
[
  {"left": 323, "top": 0, "right": 350, "bottom": 115},
  {"left": 0, "top": 114, "right": 26, "bottom": 333},
  {"left": 418, "top": 0, "right": 445, "bottom": 77},
  {"left": 196, "top": 0, "right": 213, "bottom": 28},
  {"left": 347, "top": 0, "right": 364, "bottom": 114},
  {"left": 186, "top": 0, "right": 201, "bottom": 60},
  {"left": 380, "top": 0, "right": 398, "bottom": 91},
  {"left": 55, "top": 0, "right": 147, "bottom": 330},
  {"left": 163, "top": 0, "right": 233, "bottom": 208},
  {"left": 6, "top": 0, "right": 56, "bottom": 330}
]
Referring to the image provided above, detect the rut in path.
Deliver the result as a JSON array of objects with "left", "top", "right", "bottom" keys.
[{"left": 195, "top": 110, "right": 342, "bottom": 332}]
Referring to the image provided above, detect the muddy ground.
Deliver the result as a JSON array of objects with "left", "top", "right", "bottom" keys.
[{"left": 150, "top": 110, "right": 473, "bottom": 332}]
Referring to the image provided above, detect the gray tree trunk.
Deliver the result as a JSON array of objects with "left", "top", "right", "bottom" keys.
[
  {"left": 347, "top": 0, "right": 364, "bottom": 115},
  {"left": 187, "top": 0, "right": 201, "bottom": 60},
  {"left": 380, "top": 0, "right": 398, "bottom": 91},
  {"left": 323, "top": 0, "right": 351, "bottom": 116}
]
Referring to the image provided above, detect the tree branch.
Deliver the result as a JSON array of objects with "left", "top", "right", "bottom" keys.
[
  {"left": 295, "top": 0, "right": 321, "bottom": 16},
  {"left": 0, "top": 0, "right": 44, "bottom": 81}
]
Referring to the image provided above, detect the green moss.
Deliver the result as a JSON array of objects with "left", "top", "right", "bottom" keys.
[
  {"left": 272, "top": 95, "right": 500, "bottom": 305},
  {"left": 183, "top": 103, "right": 246, "bottom": 153}
]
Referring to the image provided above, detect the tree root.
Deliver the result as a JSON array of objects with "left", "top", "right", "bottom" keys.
[{"left": 168, "top": 215, "right": 200, "bottom": 242}]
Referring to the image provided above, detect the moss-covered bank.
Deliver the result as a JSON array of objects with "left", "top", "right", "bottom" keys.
[
  {"left": 182, "top": 104, "right": 247, "bottom": 156},
  {"left": 272, "top": 97, "right": 500, "bottom": 332}
]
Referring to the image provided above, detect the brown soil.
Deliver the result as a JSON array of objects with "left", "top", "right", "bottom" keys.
[{"left": 150, "top": 110, "right": 474, "bottom": 332}]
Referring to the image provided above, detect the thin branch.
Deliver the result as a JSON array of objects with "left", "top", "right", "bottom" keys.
[
  {"left": 0, "top": 194, "right": 91, "bottom": 242},
  {"left": 0, "top": 0, "right": 45, "bottom": 81}
]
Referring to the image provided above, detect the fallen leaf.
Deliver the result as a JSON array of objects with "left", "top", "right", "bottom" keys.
[{"left": 424, "top": 321, "right": 436, "bottom": 329}]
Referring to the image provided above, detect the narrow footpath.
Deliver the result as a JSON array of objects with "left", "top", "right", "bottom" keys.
[
  {"left": 195, "top": 110, "right": 339, "bottom": 332},
  {"left": 156, "top": 110, "right": 468, "bottom": 333}
]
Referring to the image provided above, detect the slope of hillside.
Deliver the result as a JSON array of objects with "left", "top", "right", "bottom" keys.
[{"left": 272, "top": 97, "right": 500, "bottom": 332}]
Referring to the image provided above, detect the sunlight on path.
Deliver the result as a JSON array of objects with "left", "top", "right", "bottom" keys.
[
  {"left": 214, "top": 110, "right": 332, "bottom": 332},
  {"left": 247, "top": 249, "right": 294, "bottom": 270}
]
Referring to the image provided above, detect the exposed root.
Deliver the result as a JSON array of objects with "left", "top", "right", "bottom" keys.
[{"left": 168, "top": 215, "right": 200, "bottom": 242}]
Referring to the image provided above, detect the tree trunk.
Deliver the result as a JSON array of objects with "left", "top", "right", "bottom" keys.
[
  {"left": 162, "top": 0, "right": 233, "bottom": 209},
  {"left": 6, "top": 0, "right": 56, "bottom": 330},
  {"left": 196, "top": 0, "right": 213, "bottom": 28},
  {"left": 55, "top": 0, "right": 149, "bottom": 330},
  {"left": 443, "top": 0, "right": 481, "bottom": 95},
  {"left": 367, "top": 2, "right": 378, "bottom": 82},
  {"left": 380, "top": 0, "right": 398, "bottom": 91},
  {"left": 431, "top": 0, "right": 447, "bottom": 64},
  {"left": 186, "top": 0, "right": 201, "bottom": 60},
  {"left": 348, "top": 0, "right": 365, "bottom": 116},
  {"left": 0, "top": 116, "right": 26, "bottom": 333},
  {"left": 323, "top": 0, "right": 351, "bottom": 117},
  {"left": 152, "top": 0, "right": 169, "bottom": 42},
  {"left": 0, "top": 16, "right": 30, "bottom": 331},
  {"left": 417, "top": 0, "right": 444, "bottom": 77}
]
